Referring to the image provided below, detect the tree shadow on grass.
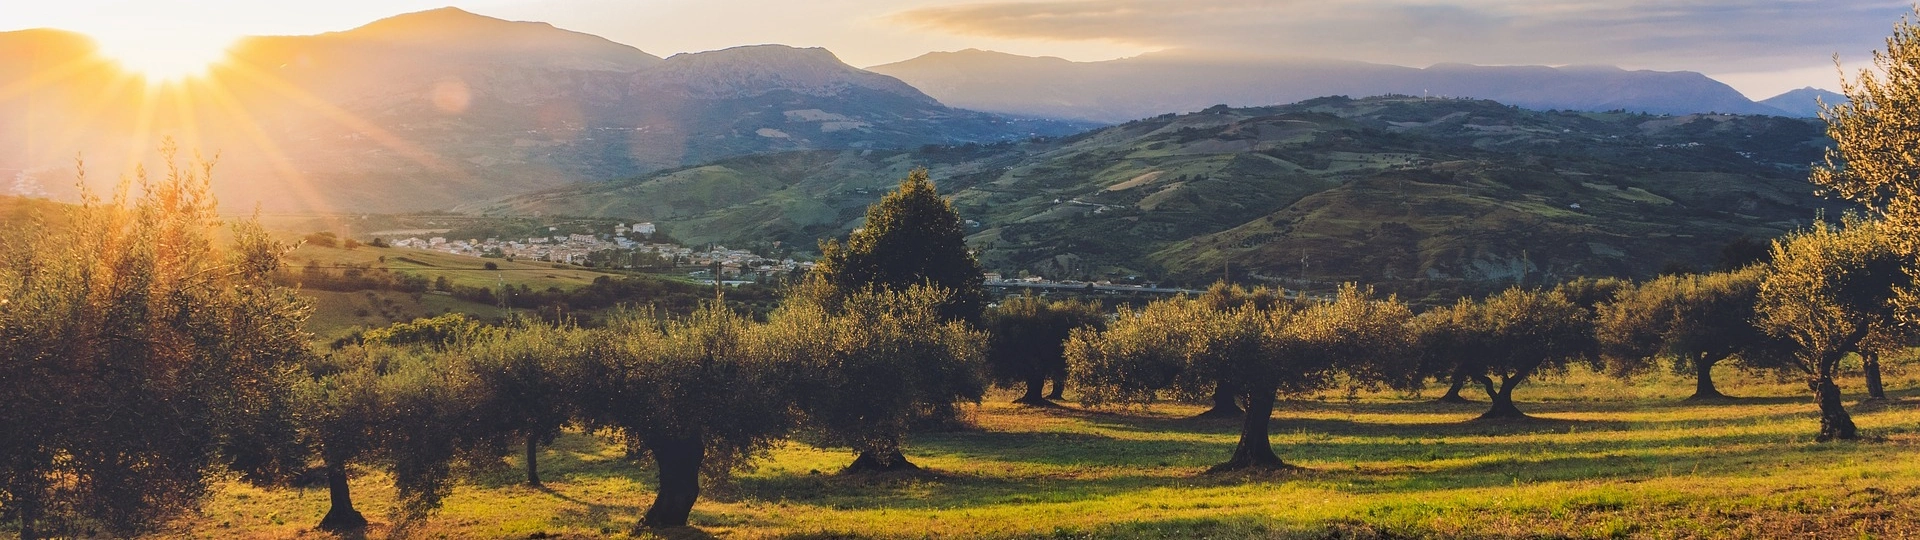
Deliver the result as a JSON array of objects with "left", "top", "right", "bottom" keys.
[{"left": 466, "top": 432, "right": 654, "bottom": 490}]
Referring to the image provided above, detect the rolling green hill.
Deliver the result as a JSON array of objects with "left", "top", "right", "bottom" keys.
[{"left": 480, "top": 96, "right": 1843, "bottom": 298}]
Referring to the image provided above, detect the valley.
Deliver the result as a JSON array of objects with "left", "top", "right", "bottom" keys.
[{"left": 486, "top": 96, "right": 1843, "bottom": 300}]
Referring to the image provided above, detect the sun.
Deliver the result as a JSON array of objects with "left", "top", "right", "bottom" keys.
[{"left": 90, "top": 31, "right": 239, "bottom": 84}]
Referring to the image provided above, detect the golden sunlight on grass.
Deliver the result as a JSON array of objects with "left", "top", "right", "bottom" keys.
[{"left": 178, "top": 367, "right": 1920, "bottom": 539}]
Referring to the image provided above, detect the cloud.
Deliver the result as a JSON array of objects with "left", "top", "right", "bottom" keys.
[{"left": 894, "top": 0, "right": 1910, "bottom": 73}]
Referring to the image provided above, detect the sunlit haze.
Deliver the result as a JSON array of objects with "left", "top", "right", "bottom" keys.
[
  {"left": 3, "top": 1, "right": 1906, "bottom": 98},
  {"left": 90, "top": 31, "right": 239, "bottom": 83}
]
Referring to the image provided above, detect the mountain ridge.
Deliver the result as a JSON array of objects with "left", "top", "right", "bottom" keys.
[{"left": 870, "top": 50, "right": 1795, "bottom": 122}]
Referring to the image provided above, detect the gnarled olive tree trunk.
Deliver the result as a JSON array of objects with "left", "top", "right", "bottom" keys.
[
  {"left": 1812, "top": 377, "right": 1858, "bottom": 442},
  {"left": 1435, "top": 370, "right": 1474, "bottom": 403},
  {"left": 1687, "top": 353, "right": 1730, "bottom": 401},
  {"left": 1193, "top": 381, "right": 1244, "bottom": 419},
  {"left": 1477, "top": 375, "right": 1529, "bottom": 420},
  {"left": 1209, "top": 390, "right": 1290, "bottom": 472},
  {"left": 641, "top": 435, "right": 705, "bottom": 528},
  {"left": 1863, "top": 351, "right": 1887, "bottom": 401},
  {"left": 317, "top": 459, "right": 367, "bottom": 531}
]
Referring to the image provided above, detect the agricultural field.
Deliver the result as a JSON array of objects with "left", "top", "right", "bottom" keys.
[
  {"left": 175, "top": 367, "right": 1920, "bottom": 539},
  {"left": 281, "top": 241, "right": 623, "bottom": 342}
]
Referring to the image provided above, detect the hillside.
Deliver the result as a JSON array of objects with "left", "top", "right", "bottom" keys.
[
  {"left": 484, "top": 96, "right": 1843, "bottom": 298},
  {"left": 869, "top": 49, "right": 1791, "bottom": 123},
  {"left": 0, "top": 9, "right": 1086, "bottom": 213}
]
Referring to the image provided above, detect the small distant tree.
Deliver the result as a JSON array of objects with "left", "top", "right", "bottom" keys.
[
  {"left": 1464, "top": 288, "right": 1595, "bottom": 420},
  {"left": 304, "top": 231, "right": 339, "bottom": 248},
  {"left": 1070, "top": 285, "right": 1415, "bottom": 471},
  {"left": 572, "top": 305, "right": 795, "bottom": 528},
  {"left": 359, "top": 312, "right": 488, "bottom": 349},
  {"left": 770, "top": 287, "right": 986, "bottom": 473},
  {"left": 984, "top": 295, "right": 1107, "bottom": 406},
  {"left": 1597, "top": 268, "right": 1785, "bottom": 400},
  {"left": 1553, "top": 276, "right": 1631, "bottom": 311},
  {"left": 0, "top": 151, "right": 310, "bottom": 539},
  {"left": 1756, "top": 218, "right": 1913, "bottom": 441},
  {"left": 805, "top": 168, "right": 987, "bottom": 323}
]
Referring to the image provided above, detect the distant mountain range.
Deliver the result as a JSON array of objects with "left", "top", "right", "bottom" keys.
[
  {"left": 869, "top": 49, "right": 1831, "bottom": 123},
  {"left": 0, "top": 8, "right": 1086, "bottom": 212},
  {"left": 481, "top": 97, "right": 1842, "bottom": 296},
  {"left": 0, "top": 7, "right": 1844, "bottom": 215}
]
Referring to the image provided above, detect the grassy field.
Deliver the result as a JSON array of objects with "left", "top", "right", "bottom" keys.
[
  {"left": 157, "top": 366, "right": 1920, "bottom": 539},
  {"left": 284, "top": 242, "right": 657, "bottom": 343},
  {"left": 299, "top": 289, "right": 505, "bottom": 345},
  {"left": 283, "top": 242, "right": 622, "bottom": 293}
]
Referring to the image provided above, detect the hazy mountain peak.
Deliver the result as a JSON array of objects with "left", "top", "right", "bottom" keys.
[
  {"left": 254, "top": 6, "right": 663, "bottom": 71},
  {"left": 1760, "top": 87, "right": 1847, "bottom": 117},
  {"left": 346, "top": 7, "right": 545, "bottom": 38},
  {"left": 647, "top": 44, "right": 934, "bottom": 102}
]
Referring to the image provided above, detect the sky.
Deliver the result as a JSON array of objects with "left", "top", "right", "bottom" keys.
[{"left": 1, "top": 0, "right": 1909, "bottom": 99}]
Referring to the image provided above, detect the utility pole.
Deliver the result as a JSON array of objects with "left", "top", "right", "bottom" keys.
[
  {"left": 497, "top": 272, "right": 511, "bottom": 318},
  {"left": 1300, "top": 248, "right": 1310, "bottom": 283}
]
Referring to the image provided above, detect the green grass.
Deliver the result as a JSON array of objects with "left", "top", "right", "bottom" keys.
[
  {"left": 300, "top": 289, "right": 505, "bottom": 345},
  {"left": 169, "top": 367, "right": 1920, "bottom": 539}
]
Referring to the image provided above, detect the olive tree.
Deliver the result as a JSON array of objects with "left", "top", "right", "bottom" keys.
[
  {"left": 1464, "top": 288, "right": 1596, "bottom": 420},
  {"left": 1411, "top": 298, "right": 1495, "bottom": 404},
  {"left": 459, "top": 319, "right": 581, "bottom": 486},
  {"left": 769, "top": 287, "right": 987, "bottom": 473},
  {"left": 295, "top": 344, "right": 489, "bottom": 531},
  {"left": 0, "top": 153, "right": 310, "bottom": 539},
  {"left": 1189, "top": 283, "right": 1291, "bottom": 417},
  {"left": 984, "top": 295, "right": 1107, "bottom": 406},
  {"left": 1597, "top": 268, "right": 1783, "bottom": 400},
  {"left": 1756, "top": 218, "right": 1912, "bottom": 441},
  {"left": 1069, "top": 285, "right": 1414, "bottom": 471},
  {"left": 572, "top": 305, "right": 795, "bottom": 528}
]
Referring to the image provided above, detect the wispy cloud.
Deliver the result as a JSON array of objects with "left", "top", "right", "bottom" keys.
[{"left": 894, "top": 0, "right": 1908, "bottom": 73}]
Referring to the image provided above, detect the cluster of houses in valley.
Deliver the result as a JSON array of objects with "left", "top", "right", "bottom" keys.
[{"left": 386, "top": 222, "right": 813, "bottom": 279}]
